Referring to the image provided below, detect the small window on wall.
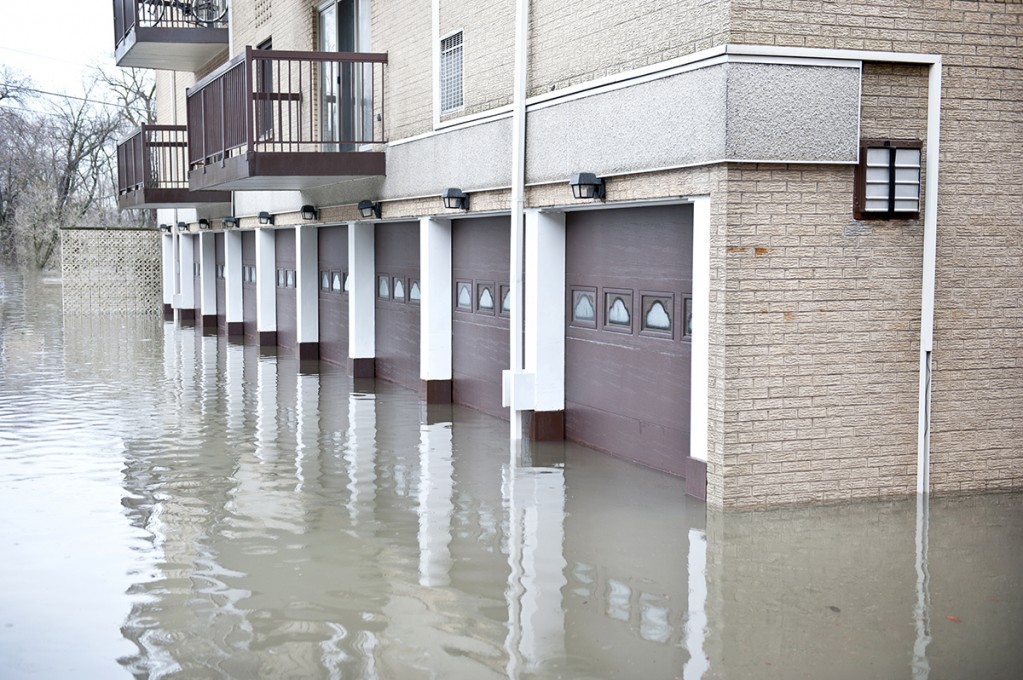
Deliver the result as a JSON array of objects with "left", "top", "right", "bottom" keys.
[
  {"left": 194, "top": 263, "right": 200, "bottom": 277},
  {"left": 683, "top": 296, "right": 693, "bottom": 339},
  {"left": 332, "top": 272, "right": 343, "bottom": 293},
  {"left": 570, "top": 287, "right": 597, "bottom": 328},
  {"left": 409, "top": 279, "right": 421, "bottom": 304},
  {"left": 456, "top": 280, "right": 473, "bottom": 311},
  {"left": 854, "top": 138, "right": 922, "bottom": 220},
  {"left": 320, "top": 271, "right": 330, "bottom": 291},
  {"left": 440, "top": 31, "right": 464, "bottom": 113},
  {"left": 286, "top": 270, "right": 295, "bottom": 288},
  {"left": 277, "top": 269, "right": 285, "bottom": 288},
  {"left": 477, "top": 282, "right": 495, "bottom": 314},
  {"left": 393, "top": 277, "right": 405, "bottom": 302},
  {"left": 378, "top": 275, "right": 390, "bottom": 300},
  {"left": 499, "top": 284, "right": 511, "bottom": 317},
  {"left": 641, "top": 293, "right": 673, "bottom": 337},
  {"left": 604, "top": 290, "right": 633, "bottom": 333}
]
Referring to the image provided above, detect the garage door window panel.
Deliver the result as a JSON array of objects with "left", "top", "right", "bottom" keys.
[
  {"left": 499, "top": 284, "right": 511, "bottom": 317},
  {"left": 456, "top": 280, "right": 473, "bottom": 312},
  {"left": 640, "top": 292, "right": 674, "bottom": 338},
  {"left": 393, "top": 277, "right": 405, "bottom": 303},
  {"left": 476, "top": 282, "right": 495, "bottom": 315},
  {"left": 603, "top": 289, "right": 633, "bottom": 334},
  {"left": 571, "top": 287, "right": 597, "bottom": 329},
  {"left": 378, "top": 274, "right": 390, "bottom": 300},
  {"left": 409, "top": 279, "right": 421, "bottom": 304}
]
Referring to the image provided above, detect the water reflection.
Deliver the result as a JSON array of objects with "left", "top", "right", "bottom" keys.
[{"left": 1, "top": 270, "right": 1021, "bottom": 679}]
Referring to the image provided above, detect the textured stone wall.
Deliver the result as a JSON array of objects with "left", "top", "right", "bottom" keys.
[
  {"left": 61, "top": 229, "right": 163, "bottom": 315},
  {"left": 439, "top": 0, "right": 516, "bottom": 120},
  {"left": 374, "top": 0, "right": 434, "bottom": 140}
]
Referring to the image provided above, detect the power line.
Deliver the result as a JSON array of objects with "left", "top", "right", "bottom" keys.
[{"left": 4, "top": 84, "right": 126, "bottom": 110}]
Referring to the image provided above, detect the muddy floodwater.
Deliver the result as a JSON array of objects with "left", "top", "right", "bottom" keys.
[{"left": 1, "top": 271, "right": 1021, "bottom": 679}]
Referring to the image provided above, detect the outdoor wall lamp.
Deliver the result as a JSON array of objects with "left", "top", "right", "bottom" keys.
[
  {"left": 358, "top": 200, "right": 381, "bottom": 219},
  {"left": 223, "top": 216, "right": 239, "bottom": 228},
  {"left": 159, "top": 224, "right": 171, "bottom": 233},
  {"left": 300, "top": 204, "right": 319, "bottom": 220},
  {"left": 198, "top": 218, "right": 211, "bottom": 229},
  {"left": 258, "top": 211, "right": 274, "bottom": 226},
  {"left": 177, "top": 221, "right": 188, "bottom": 231},
  {"left": 569, "top": 172, "right": 606, "bottom": 200},
  {"left": 442, "top": 187, "right": 470, "bottom": 211}
]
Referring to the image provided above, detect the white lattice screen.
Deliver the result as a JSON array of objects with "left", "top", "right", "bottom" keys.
[{"left": 60, "top": 229, "right": 163, "bottom": 315}]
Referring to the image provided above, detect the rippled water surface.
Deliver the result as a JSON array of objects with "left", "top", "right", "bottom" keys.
[{"left": 1, "top": 270, "right": 1021, "bottom": 679}]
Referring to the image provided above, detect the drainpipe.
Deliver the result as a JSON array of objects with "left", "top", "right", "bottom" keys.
[
  {"left": 508, "top": 0, "right": 529, "bottom": 439},
  {"left": 917, "top": 59, "right": 942, "bottom": 496}
]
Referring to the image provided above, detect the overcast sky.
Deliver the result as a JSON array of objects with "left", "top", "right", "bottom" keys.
[{"left": 0, "top": 0, "right": 115, "bottom": 97}]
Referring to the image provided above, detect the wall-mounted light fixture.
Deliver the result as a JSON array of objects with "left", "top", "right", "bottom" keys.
[
  {"left": 853, "top": 138, "right": 922, "bottom": 220},
  {"left": 198, "top": 218, "right": 211, "bottom": 229},
  {"left": 300, "top": 204, "right": 319, "bottom": 220},
  {"left": 177, "top": 221, "right": 188, "bottom": 231},
  {"left": 441, "top": 187, "right": 470, "bottom": 211},
  {"left": 223, "top": 216, "right": 239, "bottom": 229},
  {"left": 569, "top": 172, "right": 606, "bottom": 200},
  {"left": 358, "top": 200, "right": 381, "bottom": 219},
  {"left": 258, "top": 211, "right": 274, "bottom": 226},
  {"left": 159, "top": 223, "right": 171, "bottom": 233}
]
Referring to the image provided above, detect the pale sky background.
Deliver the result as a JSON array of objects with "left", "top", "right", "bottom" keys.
[{"left": 0, "top": 0, "right": 116, "bottom": 98}]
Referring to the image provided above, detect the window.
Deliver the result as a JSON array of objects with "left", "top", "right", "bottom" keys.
[
  {"left": 321, "top": 271, "right": 331, "bottom": 291},
  {"left": 499, "top": 284, "right": 511, "bottom": 317},
  {"left": 604, "top": 290, "right": 633, "bottom": 333},
  {"left": 456, "top": 280, "right": 472, "bottom": 311},
  {"left": 342, "top": 271, "right": 350, "bottom": 293},
  {"left": 409, "top": 279, "right": 421, "bottom": 304},
  {"left": 477, "top": 282, "right": 495, "bottom": 314},
  {"left": 393, "top": 277, "right": 405, "bottom": 302},
  {"left": 641, "top": 293, "right": 673, "bottom": 337},
  {"left": 276, "top": 269, "right": 285, "bottom": 288},
  {"left": 378, "top": 274, "right": 390, "bottom": 299},
  {"left": 286, "top": 269, "right": 295, "bottom": 288},
  {"left": 683, "top": 296, "right": 693, "bottom": 338},
  {"left": 854, "top": 138, "right": 922, "bottom": 220},
  {"left": 571, "top": 287, "right": 597, "bottom": 328},
  {"left": 332, "top": 272, "right": 343, "bottom": 293},
  {"left": 440, "top": 31, "right": 464, "bottom": 113}
]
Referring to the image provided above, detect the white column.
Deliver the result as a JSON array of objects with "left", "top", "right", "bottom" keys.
[
  {"left": 689, "top": 196, "right": 711, "bottom": 463},
  {"left": 177, "top": 233, "right": 195, "bottom": 311},
  {"left": 417, "top": 421, "right": 454, "bottom": 587},
  {"left": 420, "top": 217, "right": 452, "bottom": 385},
  {"left": 683, "top": 528, "right": 709, "bottom": 680},
  {"left": 296, "top": 225, "right": 319, "bottom": 348},
  {"left": 199, "top": 231, "right": 216, "bottom": 322},
  {"left": 224, "top": 229, "right": 243, "bottom": 329},
  {"left": 255, "top": 227, "right": 277, "bottom": 341},
  {"left": 162, "top": 233, "right": 174, "bottom": 310},
  {"left": 348, "top": 221, "right": 375, "bottom": 363},
  {"left": 524, "top": 209, "right": 565, "bottom": 412}
]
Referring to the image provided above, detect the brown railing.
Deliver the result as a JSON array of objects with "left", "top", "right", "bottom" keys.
[
  {"left": 117, "top": 125, "right": 191, "bottom": 196},
  {"left": 113, "top": 0, "right": 228, "bottom": 45},
  {"left": 186, "top": 47, "right": 388, "bottom": 170}
]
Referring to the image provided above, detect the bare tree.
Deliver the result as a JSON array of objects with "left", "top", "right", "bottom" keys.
[
  {"left": 0, "top": 65, "right": 30, "bottom": 103},
  {"left": 95, "top": 66, "right": 157, "bottom": 129}
]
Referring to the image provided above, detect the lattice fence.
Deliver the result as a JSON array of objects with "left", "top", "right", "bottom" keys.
[{"left": 61, "top": 228, "right": 163, "bottom": 315}]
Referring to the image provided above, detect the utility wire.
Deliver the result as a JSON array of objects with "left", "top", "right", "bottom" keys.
[{"left": 3, "top": 84, "right": 127, "bottom": 109}]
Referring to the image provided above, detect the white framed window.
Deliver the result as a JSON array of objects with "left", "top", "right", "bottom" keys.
[{"left": 440, "top": 31, "right": 464, "bottom": 113}]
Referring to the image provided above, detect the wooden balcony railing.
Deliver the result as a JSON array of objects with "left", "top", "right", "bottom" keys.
[
  {"left": 117, "top": 125, "right": 229, "bottom": 209},
  {"left": 186, "top": 47, "right": 388, "bottom": 190}
]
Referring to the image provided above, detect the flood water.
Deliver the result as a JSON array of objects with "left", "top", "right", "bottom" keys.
[{"left": 1, "top": 270, "right": 1021, "bottom": 679}]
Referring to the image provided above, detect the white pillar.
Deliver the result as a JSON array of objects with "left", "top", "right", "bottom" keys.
[
  {"left": 296, "top": 225, "right": 319, "bottom": 356},
  {"left": 255, "top": 227, "right": 277, "bottom": 345},
  {"left": 177, "top": 233, "right": 195, "bottom": 313},
  {"left": 689, "top": 196, "right": 711, "bottom": 463},
  {"left": 524, "top": 209, "right": 565, "bottom": 412},
  {"left": 162, "top": 233, "right": 174, "bottom": 314},
  {"left": 348, "top": 221, "right": 376, "bottom": 376},
  {"left": 417, "top": 421, "right": 454, "bottom": 587},
  {"left": 224, "top": 229, "right": 243, "bottom": 333},
  {"left": 420, "top": 217, "right": 452, "bottom": 396},
  {"left": 199, "top": 231, "right": 216, "bottom": 326}
]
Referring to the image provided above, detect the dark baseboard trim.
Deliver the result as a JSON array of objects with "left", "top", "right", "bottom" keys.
[
  {"left": 298, "top": 342, "right": 320, "bottom": 361},
  {"left": 685, "top": 456, "right": 708, "bottom": 501},
  {"left": 421, "top": 379, "right": 453, "bottom": 404},
  {"left": 524, "top": 410, "right": 565, "bottom": 441},
  {"left": 259, "top": 331, "right": 277, "bottom": 347},
  {"left": 163, "top": 303, "right": 173, "bottom": 320},
  {"left": 178, "top": 308, "right": 196, "bottom": 326},
  {"left": 201, "top": 315, "right": 218, "bottom": 335},
  {"left": 349, "top": 357, "right": 375, "bottom": 379},
  {"left": 227, "top": 321, "right": 244, "bottom": 337}
]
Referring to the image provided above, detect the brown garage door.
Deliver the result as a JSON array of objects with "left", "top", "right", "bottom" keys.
[
  {"left": 452, "top": 217, "right": 510, "bottom": 419},
  {"left": 242, "top": 230, "right": 258, "bottom": 343},
  {"left": 565, "top": 205, "right": 693, "bottom": 476},
  {"left": 318, "top": 225, "right": 349, "bottom": 367},
  {"left": 191, "top": 235, "right": 201, "bottom": 323},
  {"left": 275, "top": 229, "right": 297, "bottom": 352},
  {"left": 375, "top": 221, "right": 420, "bottom": 391},
  {"left": 215, "top": 233, "right": 227, "bottom": 334}
]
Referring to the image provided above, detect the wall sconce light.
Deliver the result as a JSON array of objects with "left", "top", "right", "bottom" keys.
[
  {"left": 177, "top": 221, "right": 188, "bottom": 231},
  {"left": 258, "top": 211, "right": 274, "bottom": 226},
  {"left": 569, "top": 172, "right": 606, "bottom": 200},
  {"left": 358, "top": 200, "right": 381, "bottom": 219},
  {"left": 441, "top": 187, "right": 470, "bottom": 211},
  {"left": 223, "top": 216, "right": 239, "bottom": 229},
  {"left": 198, "top": 218, "right": 211, "bottom": 229},
  {"left": 300, "top": 204, "right": 319, "bottom": 220},
  {"left": 159, "top": 223, "right": 171, "bottom": 233}
]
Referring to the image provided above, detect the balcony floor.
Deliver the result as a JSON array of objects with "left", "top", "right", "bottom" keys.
[
  {"left": 115, "top": 26, "right": 228, "bottom": 71},
  {"left": 189, "top": 151, "right": 386, "bottom": 191},
  {"left": 118, "top": 187, "right": 231, "bottom": 211}
]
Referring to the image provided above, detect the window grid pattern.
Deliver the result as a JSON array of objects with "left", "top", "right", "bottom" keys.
[{"left": 440, "top": 32, "right": 464, "bottom": 113}]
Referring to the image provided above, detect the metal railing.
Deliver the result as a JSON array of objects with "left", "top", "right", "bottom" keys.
[
  {"left": 117, "top": 125, "right": 191, "bottom": 196},
  {"left": 114, "top": 0, "right": 228, "bottom": 45},
  {"left": 186, "top": 47, "right": 388, "bottom": 170}
]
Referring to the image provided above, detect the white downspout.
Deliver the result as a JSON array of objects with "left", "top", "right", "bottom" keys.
[
  {"left": 917, "top": 59, "right": 942, "bottom": 495},
  {"left": 509, "top": 0, "right": 529, "bottom": 439}
]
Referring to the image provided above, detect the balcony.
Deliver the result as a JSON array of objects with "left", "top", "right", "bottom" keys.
[
  {"left": 186, "top": 47, "right": 387, "bottom": 191},
  {"left": 117, "top": 125, "right": 230, "bottom": 210},
  {"left": 113, "top": 0, "right": 228, "bottom": 71}
]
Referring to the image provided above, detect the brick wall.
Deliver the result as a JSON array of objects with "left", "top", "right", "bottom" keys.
[
  {"left": 375, "top": 0, "right": 434, "bottom": 139},
  {"left": 439, "top": 0, "right": 515, "bottom": 119}
]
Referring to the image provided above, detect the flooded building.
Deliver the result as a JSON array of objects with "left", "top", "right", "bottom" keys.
[{"left": 111, "top": 0, "right": 1023, "bottom": 508}]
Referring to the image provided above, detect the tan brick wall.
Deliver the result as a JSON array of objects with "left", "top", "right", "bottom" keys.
[
  {"left": 527, "top": 0, "right": 729, "bottom": 96},
  {"left": 721, "top": 1, "right": 1023, "bottom": 502},
  {"left": 439, "top": 0, "right": 515, "bottom": 119},
  {"left": 374, "top": 0, "right": 434, "bottom": 139},
  {"left": 155, "top": 71, "right": 194, "bottom": 126}
]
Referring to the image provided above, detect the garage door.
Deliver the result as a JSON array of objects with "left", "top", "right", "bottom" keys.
[
  {"left": 275, "top": 229, "right": 297, "bottom": 352},
  {"left": 242, "top": 230, "right": 258, "bottom": 343},
  {"left": 375, "top": 221, "right": 420, "bottom": 391},
  {"left": 452, "top": 217, "right": 510, "bottom": 419},
  {"left": 565, "top": 205, "right": 693, "bottom": 476},
  {"left": 318, "top": 225, "right": 349, "bottom": 367},
  {"left": 215, "top": 233, "right": 227, "bottom": 334}
]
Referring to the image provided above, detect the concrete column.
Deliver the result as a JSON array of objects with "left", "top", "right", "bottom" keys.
[
  {"left": 176, "top": 232, "right": 196, "bottom": 324},
  {"left": 419, "top": 216, "right": 452, "bottom": 403},
  {"left": 686, "top": 195, "right": 711, "bottom": 500},
  {"left": 296, "top": 225, "right": 320, "bottom": 360},
  {"left": 199, "top": 231, "right": 217, "bottom": 333},
  {"left": 161, "top": 233, "right": 174, "bottom": 320},
  {"left": 255, "top": 227, "right": 277, "bottom": 347},
  {"left": 522, "top": 209, "right": 566, "bottom": 440},
  {"left": 224, "top": 229, "right": 244, "bottom": 336},
  {"left": 348, "top": 221, "right": 375, "bottom": 377}
]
